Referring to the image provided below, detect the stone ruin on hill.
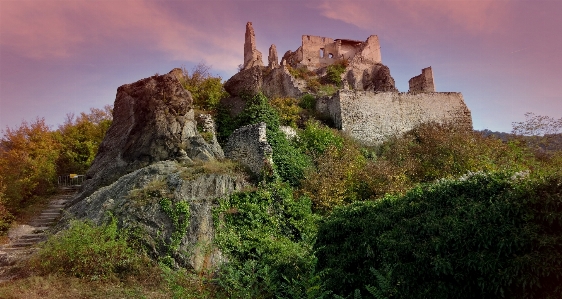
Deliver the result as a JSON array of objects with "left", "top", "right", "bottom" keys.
[{"left": 224, "top": 22, "right": 473, "bottom": 145}]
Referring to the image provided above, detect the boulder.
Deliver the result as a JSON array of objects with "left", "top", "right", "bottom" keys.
[{"left": 78, "top": 69, "right": 223, "bottom": 201}]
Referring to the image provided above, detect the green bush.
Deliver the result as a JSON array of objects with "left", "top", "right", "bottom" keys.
[
  {"left": 214, "top": 181, "right": 319, "bottom": 298},
  {"left": 324, "top": 60, "right": 348, "bottom": 87},
  {"left": 180, "top": 64, "right": 228, "bottom": 111},
  {"left": 31, "top": 218, "right": 144, "bottom": 280},
  {"left": 315, "top": 171, "right": 562, "bottom": 298},
  {"left": 298, "top": 120, "right": 344, "bottom": 160}
]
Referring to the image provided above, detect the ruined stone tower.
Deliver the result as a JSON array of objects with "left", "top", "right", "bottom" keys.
[
  {"left": 268, "top": 44, "right": 279, "bottom": 68},
  {"left": 243, "top": 22, "right": 263, "bottom": 70},
  {"left": 409, "top": 67, "right": 435, "bottom": 92}
]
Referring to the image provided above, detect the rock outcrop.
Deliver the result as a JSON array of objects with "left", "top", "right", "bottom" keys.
[
  {"left": 78, "top": 69, "right": 223, "bottom": 201},
  {"left": 223, "top": 66, "right": 305, "bottom": 100},
  {"left": 223, "top": 122, "right": 273, "bottom": 176},
  {"left": 65, "top": 160, "right": 247, "bottom": 270},
  {"left": 243, "top": 22, "right": 263, "bottom": 70}
]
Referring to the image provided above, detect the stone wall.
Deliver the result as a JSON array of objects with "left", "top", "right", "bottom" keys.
[
  {"left": 223, "top": 122, "right": 273, "bottom": 176},
  {"left": 408, "top": 67, "right": 435, "bottom": 92},
  {"left": 324, "top": 90, "right": 472, "bottom": 145}
]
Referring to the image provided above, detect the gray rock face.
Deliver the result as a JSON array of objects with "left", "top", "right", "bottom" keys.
[
  {"left": 223, "top": 66, "right": 305, "bottom": 99},
  {"left": 79, "top": 69, "right": 223, "bottom": 201},
  {"left": 345, "top": 62, "right": 397, "bottom": 92},
  {"left": 65, "top": 160, "right": 247, "bottom": 271}
]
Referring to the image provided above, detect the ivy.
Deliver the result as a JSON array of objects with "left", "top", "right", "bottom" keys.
[{"left": 159, "top": 198, "right": 191, "bottom": 253}]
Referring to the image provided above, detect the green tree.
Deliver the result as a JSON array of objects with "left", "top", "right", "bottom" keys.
[{"left": 56, "top": 105, "right": 112, "bottom": 175}]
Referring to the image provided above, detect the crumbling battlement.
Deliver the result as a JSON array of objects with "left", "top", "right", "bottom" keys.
[
  {"left": 409, "top": 67, "right": 435, "bottom": 92},
  {"left": 317, "top": 90, "right": 473, "bottom": 145},
  {"left": 281, "top": 35, "right": 381, "bottom": 71}
]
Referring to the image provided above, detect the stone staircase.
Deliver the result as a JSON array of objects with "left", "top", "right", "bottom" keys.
[{"left": 0, "top": 192, "right": 75, "bottom": 282}]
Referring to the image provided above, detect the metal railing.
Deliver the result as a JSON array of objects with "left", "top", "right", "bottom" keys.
[{"left": 58, "top": 174, "right": 85, "bottom": 189}]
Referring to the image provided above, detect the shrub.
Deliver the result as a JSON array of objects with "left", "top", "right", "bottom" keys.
[
  {"left": 270, "top": 97, "right": 302, "bottom": 128},
  {"left": 180, "top": 63, "right": 228, "bottom": 111},
  {"left": 214, "top": 181, "right": 319, "bottom": 298},
  {"left": 30, "top": 218, "right": 144, "bottom": 280},
  {"left": 299, "top": 94, "right": 316, "bottom": 110},
  {"left": 298, "top": 120, "right": 344, "bottom": 160},
  {"left": 324, "top": 59, "right": 348, "bottom": 87},
  {"left": 315, "top": 172, "right": 562, "bottom": 298}
]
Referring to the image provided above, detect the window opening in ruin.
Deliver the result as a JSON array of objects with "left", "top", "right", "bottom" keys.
[
  {"left": 320, "top": 48, "right": 325, "bottom": 58},
  {"left": 329, "top": 53, "right": 334, "bottom": 58}
]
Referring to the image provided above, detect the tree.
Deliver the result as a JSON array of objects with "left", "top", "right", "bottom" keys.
[
  {"left": 0, "top": 118, "right": 60, "bottom": 212},
  {"left": 56, "top": 105, "right": 112, "bottom": 174}
]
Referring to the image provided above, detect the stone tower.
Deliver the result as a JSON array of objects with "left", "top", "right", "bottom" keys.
[
  {"left": 243, "top": 22, "right": 263, "bottom": 70},
  {"left": 268, "top": 44, "right": 279, "bottom": 68}
]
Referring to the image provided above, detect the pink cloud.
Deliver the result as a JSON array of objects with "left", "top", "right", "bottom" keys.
[
  {"left": 316, "top": 0, "right": 511, "bottom": 38},
  {"left": 0, "top": 0, "right": 242, "bottom": 71}
]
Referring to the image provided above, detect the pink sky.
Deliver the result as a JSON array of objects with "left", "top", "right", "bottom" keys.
[{"left": 1, "top": 0, "right": 561, "bottom": 133}]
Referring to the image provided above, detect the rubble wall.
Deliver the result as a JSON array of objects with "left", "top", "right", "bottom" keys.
[
  {"left": 327, "top": 90, "right": 472, "bottom": 145},
  {"left": 223, "top": 122, "right": 273, "bottom": 176}
]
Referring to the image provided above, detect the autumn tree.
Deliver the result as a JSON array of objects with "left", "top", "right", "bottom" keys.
[{"left": 0, "top": 118, "right": 60, "bottom": 212}]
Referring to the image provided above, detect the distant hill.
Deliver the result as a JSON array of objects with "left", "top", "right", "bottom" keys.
[{"left": 478, "top": 129, "right": 562, "bottom": 153}]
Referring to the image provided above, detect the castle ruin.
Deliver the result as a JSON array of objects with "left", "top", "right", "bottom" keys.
[{"left": 224, "top": 22, "right": 473, "bottom": 145}]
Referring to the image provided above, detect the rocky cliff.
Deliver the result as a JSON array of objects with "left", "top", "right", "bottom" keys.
[{"left": 78, "top": 69, "right": 223, "bottom": 201}]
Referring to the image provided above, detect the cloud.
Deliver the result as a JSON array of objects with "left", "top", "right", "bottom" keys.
[
  {"left": 0, "top": 0, "right": 242, "bottom": 71},
  {"left": 316, "top": 0, "right": 511, "bottom": 38}
]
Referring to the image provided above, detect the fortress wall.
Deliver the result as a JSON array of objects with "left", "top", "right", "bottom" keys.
[{"left": 330, "top": 90, "right": 472, "bottom": 145}]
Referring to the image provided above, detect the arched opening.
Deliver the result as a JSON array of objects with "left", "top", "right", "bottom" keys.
[
  {"left": 320, "top": 48, "right": 325, "bottom": 58},
  {"left": 329, "top": 53, "right": 334, "bottom": 58}
]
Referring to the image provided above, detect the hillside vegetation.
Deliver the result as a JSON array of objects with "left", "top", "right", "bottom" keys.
[{"left": 1, "top": 66, "right": 561, "bottom": 298}]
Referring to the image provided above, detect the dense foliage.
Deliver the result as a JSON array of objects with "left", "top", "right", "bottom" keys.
[
  {"left": 315, "top": 171, "right": 562, "bottom": 298},
  {"left": 213, "top": 181, "right": 320, "bottom": 298}
]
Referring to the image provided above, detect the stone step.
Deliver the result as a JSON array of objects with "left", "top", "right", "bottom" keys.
[
  {"left": 29, "top": 221, "right": 55, "bottom": 227},
  {"left": 31, "top": 227, "right": 50, "bottom": 233},
  {"left": 37, "top": 216, "right": 58, "bottom": 221},
  {"left": 1, "top": 247, "right": 38, "bottom": 252},
  {"left": 19, "top": 234, "right": 46, "bottom": 241},
  {"left": 40, "top": 212, "right": 61, "bottom": 215},
  {"left": 9, "top": 242, "right": 36, "bottom": 248}
]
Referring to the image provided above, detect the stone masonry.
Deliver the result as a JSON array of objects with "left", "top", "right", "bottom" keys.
[
  {"left": 225, "top": 22, "right": 473, "bottom": 146},
  {"left": 223, "top": 122, "right": 273, "bottom": 176},
  {"left": 268, "top": 44, "right": 279, "bottom": 69},
  {"left": 409, "top": 67, "right": 436, "bottom": 92},
  {"left": 243, "top": 22, "right": 264, "bottom": 70},
  {"left": 318, "top": 90, "right": 472, "bottom": 145}
]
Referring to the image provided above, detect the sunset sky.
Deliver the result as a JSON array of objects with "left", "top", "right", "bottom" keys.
[{"left": 1, "top": 0, "right": 561, "bottom": 133}]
